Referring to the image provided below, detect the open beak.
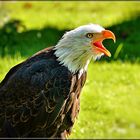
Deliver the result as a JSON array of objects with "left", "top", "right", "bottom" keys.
[{"left": 92, "top": 30, "right": 116, "bottom": 57}]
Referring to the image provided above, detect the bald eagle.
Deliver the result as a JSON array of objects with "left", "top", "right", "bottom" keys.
[{"left": 0, "top": 24, "right": 115, "bottom": 138}]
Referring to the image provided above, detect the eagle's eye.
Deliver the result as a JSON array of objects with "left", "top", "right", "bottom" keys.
[{"left": 86, "top": 33, "right": 94, "bottom": 38}]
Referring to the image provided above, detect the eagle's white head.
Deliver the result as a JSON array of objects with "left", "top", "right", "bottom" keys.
[{"left": 54, "top": 24, "right": 115, "bottom": 73}]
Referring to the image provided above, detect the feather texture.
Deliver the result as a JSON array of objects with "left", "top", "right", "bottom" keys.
[{"left": 0, "top": 47, "right": 87, "bottom": 138}]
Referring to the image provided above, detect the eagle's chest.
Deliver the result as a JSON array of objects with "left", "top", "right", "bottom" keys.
[
  {"left": 67, "top": 72, "right": 87, "bottom": 117},
  {"left": 56, "top": 71, "right": 87, "bottom": 133}
]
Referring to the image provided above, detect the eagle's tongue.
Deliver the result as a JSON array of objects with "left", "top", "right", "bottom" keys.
[
  {"left": 93, "top": 41, "right": 111, "bottom": 57},
  {"left": 93, "top": 41, "right": 104, "bottom": 49}
]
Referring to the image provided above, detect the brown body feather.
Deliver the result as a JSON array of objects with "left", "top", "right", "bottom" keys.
[{"left": 0, "top": 47, "right": 87, "bottom": 138}]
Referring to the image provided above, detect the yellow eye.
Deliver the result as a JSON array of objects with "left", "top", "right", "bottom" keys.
[{"left": 86, "top": 33, "right": 93, "bottom": 38}]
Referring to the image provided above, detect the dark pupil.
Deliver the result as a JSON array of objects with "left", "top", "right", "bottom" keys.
[{"left": 88, "top": 34, "right": 92, "bottom": 37}]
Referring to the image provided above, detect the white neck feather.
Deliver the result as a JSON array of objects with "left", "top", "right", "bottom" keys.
[{"left": 54, "top": 38, "right": 93, "bottom": 74}]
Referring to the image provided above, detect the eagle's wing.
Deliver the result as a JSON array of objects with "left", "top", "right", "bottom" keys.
[{"left": 0, "top": 52, "right": 72, "bottom": 137}]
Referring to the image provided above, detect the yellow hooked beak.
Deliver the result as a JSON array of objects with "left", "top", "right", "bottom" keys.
[{"left": 92, "top": 30, "right": 116, "bottom": 57}]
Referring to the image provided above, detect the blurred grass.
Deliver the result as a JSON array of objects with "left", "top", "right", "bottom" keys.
[
  {"left": 0, "top": 1, "right": 140, "bottom": 139},
  {"left": 4, "top": 1, "right": 140, "bottom": 29},
  {"left": 71, "top": 61, "right": 140, "bottom": 138}
]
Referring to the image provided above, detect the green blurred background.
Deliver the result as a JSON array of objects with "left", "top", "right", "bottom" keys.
[{"left": 0, "top": 1, "right": 140, "bottom": 138}]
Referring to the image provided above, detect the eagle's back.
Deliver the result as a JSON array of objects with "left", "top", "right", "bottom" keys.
[{"left": 0, "top": 47, "right": 87, "bottom": 138}]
